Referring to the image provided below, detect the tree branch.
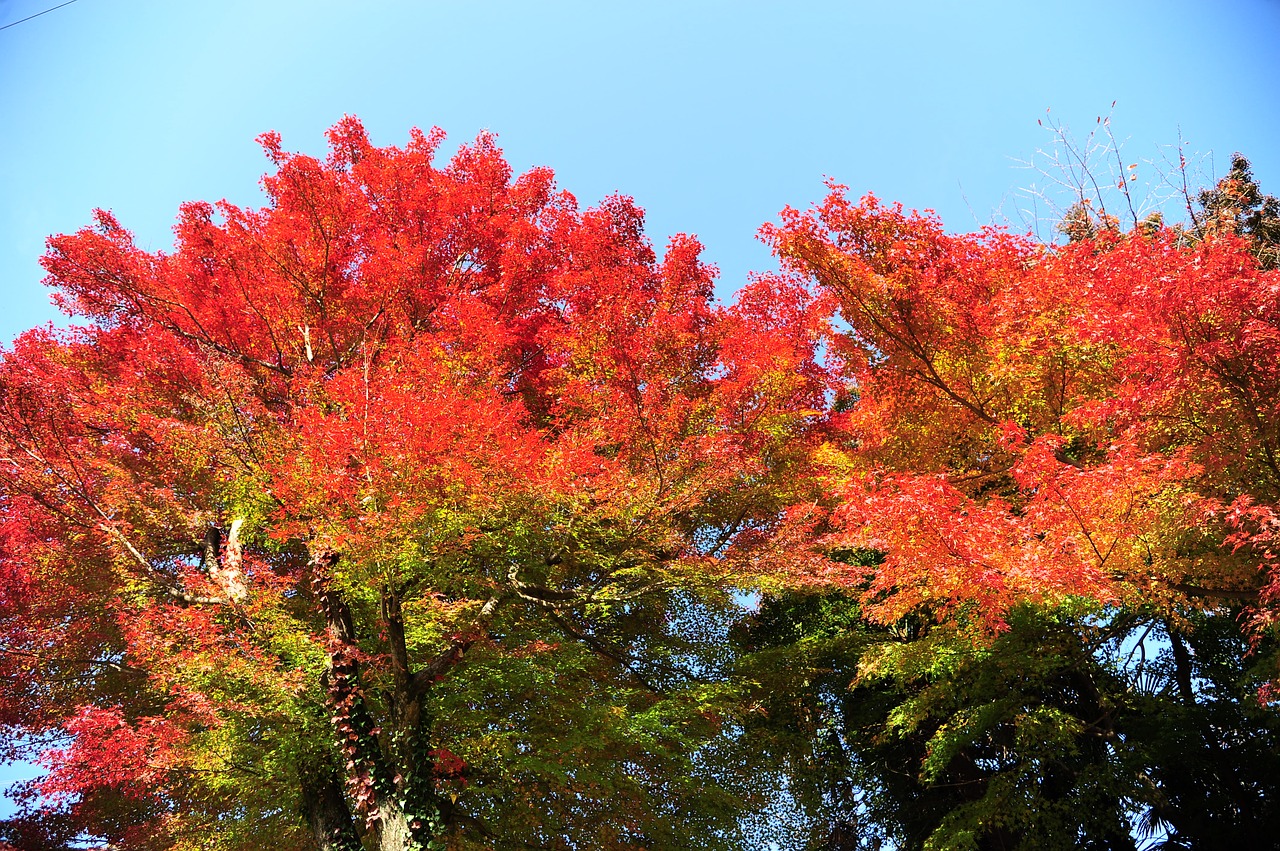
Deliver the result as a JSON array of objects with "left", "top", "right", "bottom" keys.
[{"left": 406, "top": 594, "right": 506, "bottom": 700}]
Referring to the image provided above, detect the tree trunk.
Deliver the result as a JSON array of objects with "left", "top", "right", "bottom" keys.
[
  {"left": 300, "top": 767, "right": 362, "bottom": 851},
  {"left": 1168, "top": 627, "right": 1196, "bottom": 704},
  {"left": 310, "top": 548, "right": 447, "bottom": 851}
]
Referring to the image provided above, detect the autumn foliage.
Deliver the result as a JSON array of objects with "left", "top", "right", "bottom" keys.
[
  {"left": 2, "top": 119, "right": 1278, "bottom": 850},
  {"left": 748, "top": 189, "right": 1277, "bottom": 630},
  {"left": 745, "top": 182, "right": 1280, "bottom": 848},
  {"left": 0, "top": 118, "right": 823, "bottom": 849}
]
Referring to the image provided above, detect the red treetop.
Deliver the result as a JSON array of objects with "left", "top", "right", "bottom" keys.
[{"left": 763, "top": 189, "right": 1279, "bottom": 633}]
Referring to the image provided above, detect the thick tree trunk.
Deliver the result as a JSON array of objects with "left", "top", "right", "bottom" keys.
[
  {"left": 300, "top": 767, "right": 363, "bottom": 851},
  {"left": 372, "top": 806, "right": 423, "bottom": 851},
  {"left": 310, "top": 548, "right": 448, "bottom": 851}
]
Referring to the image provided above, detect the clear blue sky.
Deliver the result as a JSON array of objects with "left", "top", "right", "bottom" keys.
[{"left": 1, "top": 0, "right": 1278, "bottom": 811}]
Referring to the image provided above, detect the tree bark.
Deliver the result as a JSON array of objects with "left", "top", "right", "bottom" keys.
[
  {"left": 310, "top": 548, "right": 446, "bottom": 851},
  {"left": 300, "top": 767, "right": 362, "bottom": 851},
  {"left": 1168, "top": 626, "right": 1196, "bottom": 704}
]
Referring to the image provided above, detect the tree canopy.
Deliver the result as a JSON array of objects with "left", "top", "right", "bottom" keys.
[{"left": 1, "top": 119, "right": 1277, "bottom": 851}]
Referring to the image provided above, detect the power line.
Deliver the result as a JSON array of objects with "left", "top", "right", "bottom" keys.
[{"left": 0, "top": 0, "right": 81, "bottom": 33}]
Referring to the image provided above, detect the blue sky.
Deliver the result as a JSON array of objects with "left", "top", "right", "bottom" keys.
[{"left": 1, "top": 0, "right": 1278, "bottom": 814}]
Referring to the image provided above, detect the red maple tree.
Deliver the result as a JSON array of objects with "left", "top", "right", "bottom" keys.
[
  {"left": 0, "top": 118, "right": 825, "bottom": 850},
  {"left": 763, "top": 187, "right": 1280, "bottom": 640}
]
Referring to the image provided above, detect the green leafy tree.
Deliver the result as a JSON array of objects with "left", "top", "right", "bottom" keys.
[{"left": 735, "top": 593, "right": 1280, "bottom": 851}]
